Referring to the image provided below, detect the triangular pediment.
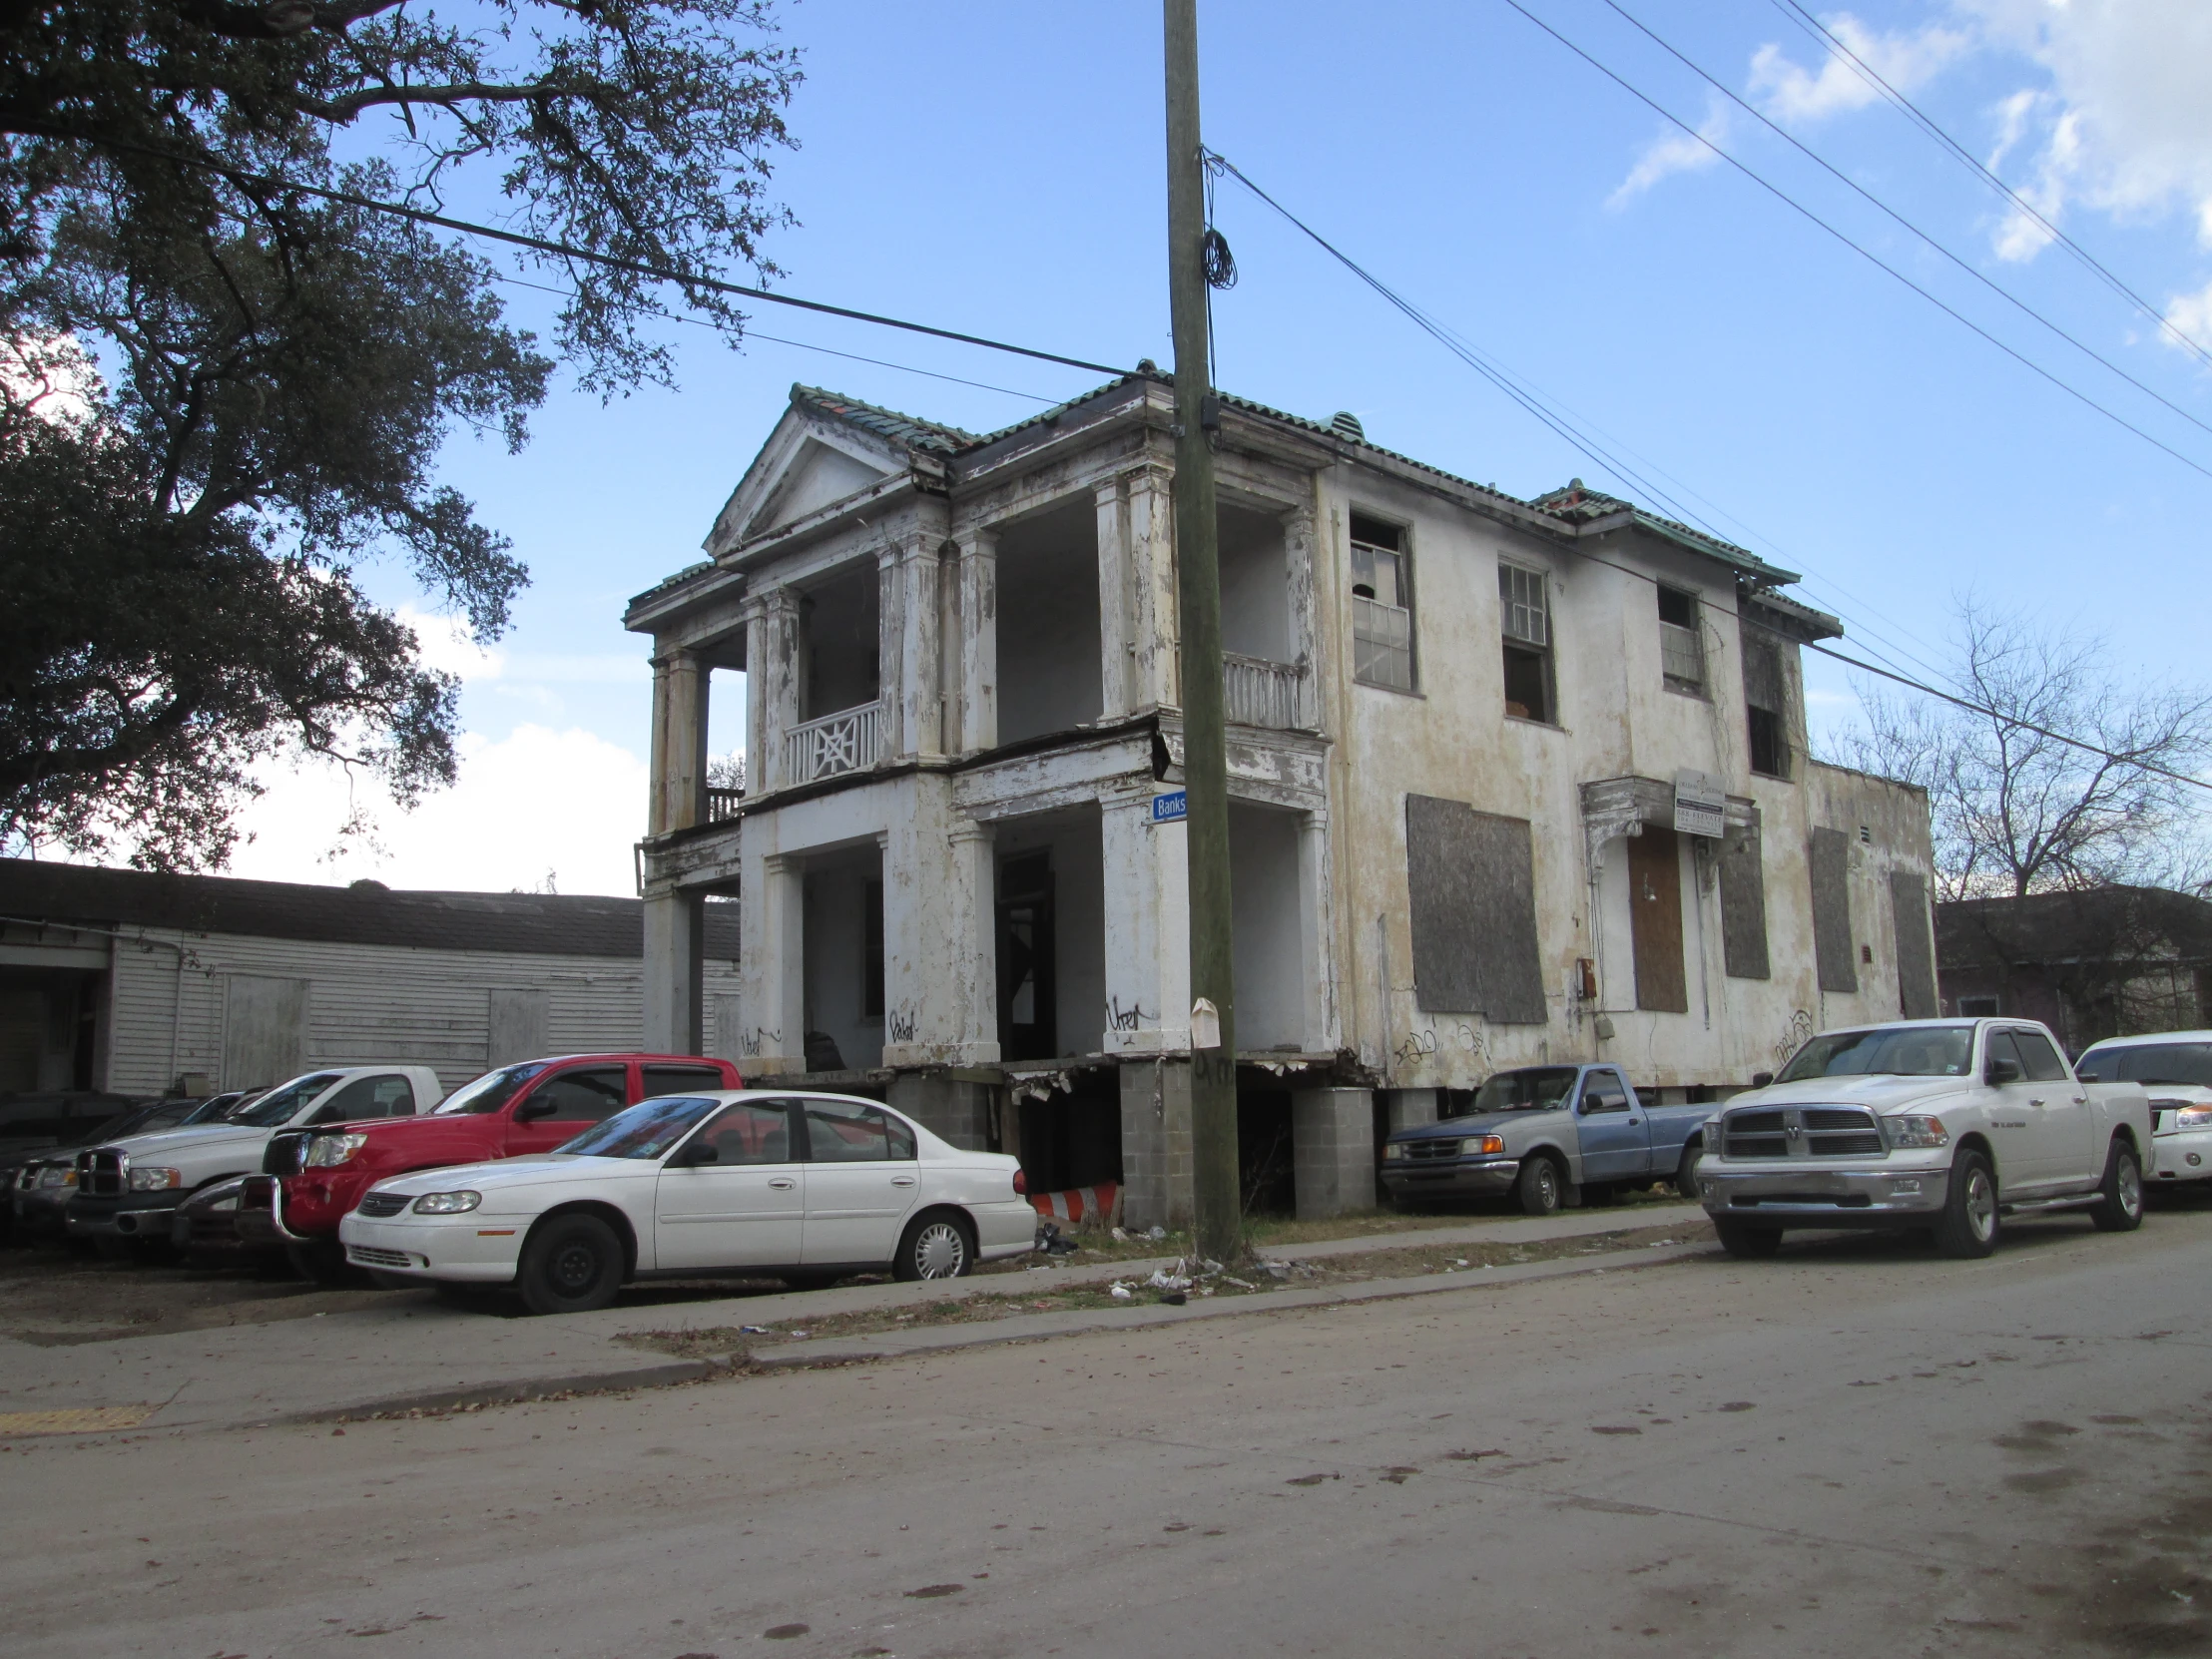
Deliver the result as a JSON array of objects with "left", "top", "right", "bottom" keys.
[{"left": 706, "top": 404, "right": 903, "bottom": 555}]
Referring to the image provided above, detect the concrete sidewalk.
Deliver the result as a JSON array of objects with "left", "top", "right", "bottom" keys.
[{"left": 0, "top": 1202, "right": 1710, "bottom": 1435}]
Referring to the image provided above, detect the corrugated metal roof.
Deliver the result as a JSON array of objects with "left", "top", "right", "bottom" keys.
[{"left": 0, "top": 860, "right": 740, "bottom": 960}]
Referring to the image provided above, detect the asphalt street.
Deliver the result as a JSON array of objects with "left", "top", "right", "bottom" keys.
[{"left": 4, "top": 1207, "right": 2209, "bottom": 1658}]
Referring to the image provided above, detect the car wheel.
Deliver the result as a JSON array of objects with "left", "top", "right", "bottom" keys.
[
  {"left": 517, "top": 1213, "right": 625, "bottom": 1315},
  {"left": 893, "top": 1212, "right": 975, "bottom": 1282},
  {"left": 286, "top": 1240, "right": 353, "bottom": 1286},
  {"left": 1516, "top": 1156, "right": 1562, "bottom": 1217},
  {"left": 2088, "top": 1138, "right": 2145, "bottom": 1233},
  {"left": 1713, "top": 1217, "right": 1783, "bottom": 1258},
  {"left": 1675, "top": 1145, "right": 1704, "bottom": 1202},
  {"left": 1933, "top": 1150, "right": 1999, "bottom": 1259}
]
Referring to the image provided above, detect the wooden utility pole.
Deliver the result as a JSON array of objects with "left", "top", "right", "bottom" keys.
[{"left": 1164, "top": 0, "right": 1241, "bottom": 1266}]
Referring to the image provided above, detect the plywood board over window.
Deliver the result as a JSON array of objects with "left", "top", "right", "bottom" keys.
[
  {"left": 1810, "top": 827, "right": 1859, "bottom": 993},
  {"left": 223, "top": 974, "right": 308, "bottom": 1092},
  {"left": 1890, "top": 870, "right": 1938, "bottom": 1017},
  {"left": 1718, "top": 811, "right": 1771, "bottom": 980},
  {"left": 1627, "top": 827, "right": 1689, "bottom": 1013},
  {"left": 487, "top": 987, "right": 550, "bottom": 1067},
  {"left": 1403, "top": 795, "right": 1547, "bottom": 1023}
]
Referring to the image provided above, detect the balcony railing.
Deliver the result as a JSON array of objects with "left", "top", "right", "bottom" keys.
[
  {"left": 783, "top": 701, "right": 882, "bottom": 785},
  {"left": 1223, "top": 653, "right": 1306, "bottom": 730},
  {"left": 705, "top": 787, "right": 744, "bottom": 824}
]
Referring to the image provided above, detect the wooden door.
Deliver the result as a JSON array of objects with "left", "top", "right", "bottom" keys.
[{"left": 1628, "top": 827, "right": 1689, "bottom": 1013}]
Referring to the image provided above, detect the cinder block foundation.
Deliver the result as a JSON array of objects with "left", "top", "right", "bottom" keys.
[
  {"left": 1118, "top": 1058, "right": 1194, "bottom": 1232},
  {"left": 1292, "top": 1086, "right": 1377, "bottom": 1220}
]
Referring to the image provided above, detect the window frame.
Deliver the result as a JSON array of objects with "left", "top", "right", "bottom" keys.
[
  {"left": 1497, "top": 560, "right": 1557, "bottom": 725},
  {"left": 1656, "top": 584, "right": 1705, "bottom": 695},
  {"left": 1349, "top": 512, "right": 1416, "bottom": 693}
]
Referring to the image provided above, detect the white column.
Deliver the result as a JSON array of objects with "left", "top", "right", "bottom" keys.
[
  {"left": 647, "top": 647, "right": 707, "bottom": 835},
  {"left": 948, "top": 822, "right": 999, "bottom": 1060},
  {"left": 1283, "top": 502, "right": 1320, "bottom": 729},
  {"left": 1298, "top": 808, "right": 1339, "bottom": 1051},
  {"left": 875, "top": 545, "right": 905, "bottom": 761},
  {"left": 742, "top": 599, "right": 768, "bottom": 796},
  {"left": 1100, "top": 782, "right": 1191, "bottom": 1054},
  {"left": 642, "top": 890, "right": 704, "bottom": 1053},
  {"left": 737, "top": 848, "right": 807, "bottom": 1075},
  {"left": 1125, "top": 465, "right": 1177, "bottom": 711},
  {"left": 896, "top": 517, "right": 945, "bottom": 759},
  {"left": 758, "top": 586, "right": 802, "bottom": 791},
  {"left": 957, "top": 527, "right": 998, "bottom": 752},
  {"left": 1095, "top": 479, "right": 1130, "bottom": 720}
]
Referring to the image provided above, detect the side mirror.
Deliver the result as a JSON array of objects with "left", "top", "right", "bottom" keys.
[
  {"left": 1986, "top": 1056, "right": 2022, "bottom": 1085},
  {"left": 1750, "top": 1072, "right": 1773, "bottom": 1089},
  {"left": 513, "top": 1098, "right": 557, "bottom": 1123},
  {"left": 672, "top": 1140, "right": 718, "bottom": 1167}
]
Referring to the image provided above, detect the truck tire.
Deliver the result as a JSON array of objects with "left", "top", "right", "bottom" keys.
[
  {"left": 287, "top": 1240, "right": 354, "bottom": 1287},
  {"left": 1675, "top": 1145, "right": 1704, "bottom": 1203},
  {"left": 1933, "top": 1150, "right": 1999, "bottom": 1259},
  {"left": 1713, "top": 1218, "right": 1782, "bottom": 1258},
  {"left": 517, "top": 1213, "right": 626, "bottom": 1315},
  {"left": 1516, "top": 1156, "right": 1562, "bottom": 1217},
  {"left": 2088, "top": 1138, "right": 2145, "bottom": 1233}
]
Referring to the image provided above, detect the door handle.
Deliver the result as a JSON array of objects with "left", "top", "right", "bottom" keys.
[
  {"left": 2028, "top": 1098, "right": 2045, "bottom": 1107},
  {"left": 768, "top": 1177, "right": 796, "bottom": 1190},
  {"left": 891, "top": 1176, "right": 916, "bottom": 1187},
  {"left": 1627, "top": 1117, "right": 1641, "bottom": 1126}
]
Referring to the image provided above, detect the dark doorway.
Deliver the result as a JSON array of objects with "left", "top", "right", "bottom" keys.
[
  {"left": 1628, "top": 826, "right": 1688, "bottom": 1013},
  {"left": 997, "top": 852, "right": 1057, "bottom": 1061},
  {"left": 1015, "top": 1072, "right": 1122, "bottom": 1196},
  {"left": 1237, "top": 1084, "right": 1296, "bottom": 1217}
]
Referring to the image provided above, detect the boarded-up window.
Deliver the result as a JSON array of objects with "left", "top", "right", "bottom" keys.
[
  {"left": 1718, "top": 811, "right": 1770, "bottom": 980},
  {"left": 1404, "top": 796, "right": 1546, "bottom": 1023},
  {"left": 1627, "top": 826, "right": 1689, "bottom": 1013},
  {"left": 1810, "top": 828, "right": 1858, "bottom": 993},
  {"left": 1890, "top": 870, "right": 1937, "bottom": 1017},
  {"left": 224, "top": 974, "right": 309, "bottom": 1091},
  {"left": 487, "top": 987, "right": 550, "bottom": 1068}
]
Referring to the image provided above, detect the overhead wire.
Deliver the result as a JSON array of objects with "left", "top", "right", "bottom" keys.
[
  {"left": 1493, "top": 0, "right": 2212, "bottom": 485},
  {"left": 1599, "top": 0, "right": 2212, "bottom": 443},
  {"left": 1768, "top": 0, "right": 2212, "bottom": 373},
  {"left": 491, "top": 274, "right": 1058, "bottom": 403}
]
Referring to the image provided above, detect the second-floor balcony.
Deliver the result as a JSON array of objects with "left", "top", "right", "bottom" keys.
[
  {"left": 1224, "top": 653, "right": 1307, "bottom": 730},
  {"left": 785, "top": 701, "right": 883, "bottom": 785}
]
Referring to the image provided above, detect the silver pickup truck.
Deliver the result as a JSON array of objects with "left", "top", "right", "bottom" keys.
[
  {"left": 1380, "top": 1064, "right": 1712, "bottom": 1215},
  {"left": 1697, "top": 1017, "right": 2151, "bottom": 1259}
]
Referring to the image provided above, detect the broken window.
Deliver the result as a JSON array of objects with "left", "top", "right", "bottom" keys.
[
  {"left": 1498, "top": 563, "right": 1554, "bottom": 723},
  {"left": 1745, "top": 633, "right": 1791, "bottom": 779},
  {"left": 1658, "top": 585, "right": 1703, "bottom": 692},
  {"left": 1350, "top": 514, "right": 1413, "bottom": 691}
]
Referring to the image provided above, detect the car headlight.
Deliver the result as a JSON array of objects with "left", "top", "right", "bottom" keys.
[
  {"left": 411, "top": 1190, "right": 481, "bottom": 1214},
  {"left": 304, "top": 1133, "right": 368, "bottom": 1168},
  {"left": 128, "top": 1166, "right": 184, "bottom": 1191},
  {"left": 1382, "top": 1142, "right": 1406, "bottom": 1161},
  {"left": 1883, "top": 1115, "right": 1949, "bottom": 1150},
  {"left": 39, "top": 1165, "right": 73, "bottom": 1189},
  {"left": 2175, "top": 1107, "right": 2212, "bottom": 1128},
  {"left": 1460, "top": 1135, "right": 1506, "bottom": 1156}
]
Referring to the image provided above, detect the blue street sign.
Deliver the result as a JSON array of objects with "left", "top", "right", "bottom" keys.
[{"left": 1151, "top": 790, "right": 1188, "bottom": 824}]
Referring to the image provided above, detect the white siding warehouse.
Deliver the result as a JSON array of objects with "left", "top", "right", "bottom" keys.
[{"left": 0, "top": 859, "right": 742, "bottom": 1114}]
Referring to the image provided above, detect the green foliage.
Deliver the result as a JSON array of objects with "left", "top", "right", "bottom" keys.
[{"left": 0, "top": 1, "right": 800, "bottom": 867}]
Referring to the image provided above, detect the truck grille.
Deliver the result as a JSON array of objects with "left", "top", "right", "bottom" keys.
[
  {"left": 357, "top": 1192, "right": 411, "bottom": 1218},
  {"left": 263, "top": 1132, "right": 312, "bottom": 1176},
  {"left": 77, "top": 1150, "right": 124, "bottom": 1197},
  {"left": 1401, "top": 1139, "right": 1462, "bottom": 1162},
  {"left": 1720, "top": 1106, "right": 1884, "bottom": 1160}
]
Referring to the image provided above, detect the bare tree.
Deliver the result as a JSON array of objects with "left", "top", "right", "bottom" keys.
[
  {"left": 1831, "top": 598, "right": 2212, "bottom": 900},
  {"left": 707, "top": 752, "right": 747, "bottom": 795}
]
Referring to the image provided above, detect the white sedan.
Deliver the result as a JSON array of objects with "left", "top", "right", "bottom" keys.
[{"left": 338, "top": 1090, "right": 1034, "bottom": 1314}]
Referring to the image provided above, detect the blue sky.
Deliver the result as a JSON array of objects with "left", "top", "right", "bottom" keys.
[{"left": 226, "top": 0, "right": 2212, "bottom": 893}]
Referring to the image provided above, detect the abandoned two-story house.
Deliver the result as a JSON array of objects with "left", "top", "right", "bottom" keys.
[{"left": 626, "top": 372, "right": 1936, "bottom": 1226}]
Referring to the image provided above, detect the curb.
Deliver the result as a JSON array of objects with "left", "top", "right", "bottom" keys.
[{"left": 277, "top": 1360, "right": 728, "bottom": 1426}]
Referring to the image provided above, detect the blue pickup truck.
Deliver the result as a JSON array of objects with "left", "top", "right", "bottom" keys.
[{"left": 1379, "top": 1064, "right": 1712, "bottom": 1216}]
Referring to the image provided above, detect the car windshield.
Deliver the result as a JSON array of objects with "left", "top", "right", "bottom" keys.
[
  {"left": 1776, "top": 1024, "right": 1974, "bottom": 1083},
  {"left": 2075, "top": 1041, "right": 2212, "bottom": 1087},
  {"left": 1460, "top": 1067, "right": 1582, "bottom": 1114},
  {"left": 557, "top": 1096, "right": 724, "bottom": 1160},
  {"left": 431, "top": 1062, "right": 548, "bottom": 1115},
  {"left": 229, "top": 1074, "right": 345, "bottom": 1127}
]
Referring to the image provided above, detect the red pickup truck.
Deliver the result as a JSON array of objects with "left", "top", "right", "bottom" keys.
[{"left": 240, "top": 1052, "right": 743, "bottom": 1280}]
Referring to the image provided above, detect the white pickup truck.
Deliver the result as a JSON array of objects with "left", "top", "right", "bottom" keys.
[{"left": 1696, "top": 1018, "right": 2150, "bottom": 1259}]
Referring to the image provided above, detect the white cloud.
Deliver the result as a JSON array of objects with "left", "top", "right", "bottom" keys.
[
  {"left": 1955, "top": 0, "right": 2212, "bottom": 276},
  {"left": 222, "top": 725, "right": 651, "bottom": 896},
  {"left": 2166, "top": 277, "right": 2212, "bottom": 356},
  {"left": 1609, "top": 95, "right": 1731, "bottom": 209},
  {"left": 395, "top": 604, "right": 505, "bottom": 680},
  {"left": 1748, "top": 13, "right": 1969, "bottom": 124}
]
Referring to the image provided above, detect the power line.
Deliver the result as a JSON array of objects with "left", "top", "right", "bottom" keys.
[
  {"left": 492, "top": 275, "right": 1057, "bottom": 403},
  {"left": 1807, "top": 643, "right": 2212, "bottom": 797},
  {"left": 84, "top": 135, "right": 1130, "bottom": 380},
  {"left": 1600, "top": 0, "right": 2212, "bottom": 444},
  {"left": 1769, "top": 0, "right": 2212, "bottom": 373},
  {"left": 1495, "top": 0, "right": 2212, "bottom": 486}
]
